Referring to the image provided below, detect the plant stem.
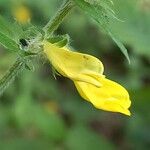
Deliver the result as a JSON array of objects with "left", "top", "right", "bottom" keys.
[
  {"left": 0, "top": 58, "right": 25, "bottom": 96},
  {"left": 43, "top": 0, "right": 74, "bottom": 37}
]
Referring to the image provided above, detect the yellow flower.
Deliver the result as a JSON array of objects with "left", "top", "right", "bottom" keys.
[
  {"left": 13, "top": 5, "right": 31, "bottom": 24},
  {"left": 43, "top": 41, "right": 131, "bottom": 116}
]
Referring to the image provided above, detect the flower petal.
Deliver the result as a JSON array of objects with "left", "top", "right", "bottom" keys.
[
  {"left": 44, "top": 41, "right": 104, "bottom": 87},
  {"left": 74, "top": 77, "right": 131, "bottom": 116}
]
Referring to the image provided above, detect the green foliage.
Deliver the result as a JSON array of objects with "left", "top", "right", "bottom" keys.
[
  {"left": 73, "top": 0, "right": 130, "bottom": 62},
  {"left": 0, "top": 16, "right": 19, "bottom": 51},
  {"left": 47, "top": 34, "right": 70, "bottom": 48},
  {"left": 0, "top": 16, "right": 14, "bottom": 38},
  {"left": 110, "top": 0, "right": 150, "bottom": 57},
  {"left": 0, "top": 32, "right": 19, "bottom": 52},
  {"left": 73, "top": 0, "right": 114, "bottom": 29},
  {"left": 108, "top": 32, "right": 130, "bottom": 63}
]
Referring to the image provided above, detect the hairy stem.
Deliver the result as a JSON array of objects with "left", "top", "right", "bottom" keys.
[
  {"left": 43, "top": 0, "right": 74, "bottom": 37},
  {"left": 0, "top": 58, "right": 25, "bottom": 96}
]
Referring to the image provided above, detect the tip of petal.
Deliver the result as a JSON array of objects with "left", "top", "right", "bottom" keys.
[
  {"left": 91, "top": 99, "right": 131, "bottom": 116},
  {"left": 120, "top": 109, "right": 131, "bottom": 116}
]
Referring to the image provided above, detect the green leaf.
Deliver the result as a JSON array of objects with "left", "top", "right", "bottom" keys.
[
  {"left": 11, "top": 22, "right": 24, "bottom": 43},
  {"left": 73, "top": 0, "right": 130, "bottom": 62},
  {"left": 0, "top": 15, "right": 14, "bottom": 38},
  {"left": 73, "top": 0, "right": 110, "bottom": 29},
  {"left": 0, "top": 16, "right": 26, "bottom": 44},
  {"left": 0, "top": 31, "right": 19, "bottom": 52},
  {"left": 47, "top": 34, "right": 70, "bottom": 47},
  {"left": 109, "top": 0, "right": 150, "bottom": 57},
  {"left": 108, "top": 31, "right": 130, "bottom": 63}
]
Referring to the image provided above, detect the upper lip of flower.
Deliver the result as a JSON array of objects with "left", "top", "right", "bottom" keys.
[{"left": 43, "top": 41, "right": 104, "bottom": 86}]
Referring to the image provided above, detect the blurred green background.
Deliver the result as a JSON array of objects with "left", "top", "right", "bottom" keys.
[{"left": 0, "top": 0, "right": 150, "bottom": 149}]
